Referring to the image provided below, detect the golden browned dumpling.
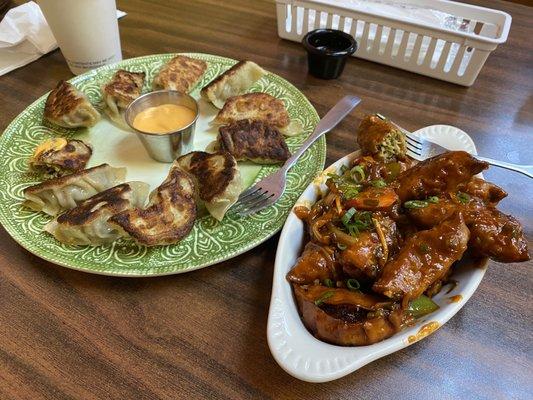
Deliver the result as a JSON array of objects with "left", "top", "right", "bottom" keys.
[
  {"left": 176, "top": 151, "right": 242, "bottom": 221},
  {"left": 201, "top": 60, "right": 267, "bottom": 108},
  {"left": 213, "top": 93, "right": 301, "bottom": 136},
  {"left": 29, "top": 138, "right": 92, "bottom": 176},
  {"left": 152, "top": 55, "right": 207, "bottom": 93},
  {"left": 218, "top": 119, "right": 290, "bottom": 164},
  {"left": 109, "top": 164, "right": 197, "bottom": 246},
  {"left": 102, "top": 69, "right": 145, "bottom": 118},
  {"left": 44, "top": 81, "right": 101, "bottom": 128},
  {"left": 44, "top": 182, "right": 149, "bottom": 246},
  {"left": 23, "top": 164, "right": 127, "bottom": 216}
]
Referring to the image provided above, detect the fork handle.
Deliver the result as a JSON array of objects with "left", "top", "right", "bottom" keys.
[
  {"left": 281, "top": 95, "right": 361, "bottom": 173},
  {"left": 476, "top": 156, "right": 533, "bottom": 178}
]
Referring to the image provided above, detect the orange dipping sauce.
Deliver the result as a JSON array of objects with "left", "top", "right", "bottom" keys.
[{"left": 132, "top": 104, "right": 196, "bottom": 134}]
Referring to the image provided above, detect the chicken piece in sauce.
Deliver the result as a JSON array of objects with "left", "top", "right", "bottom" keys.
[
  {"left": 293, "top": 284, "right": 408, "bottom": 346},
  {"left": 338, "top": 216, "right": 400, "bottom": 280},
  {"left": 468, "top": 207, "right": 529, "bottom": 263},
  {"left": 373, "top": 213, "right": 470, "bottom": 302},
  {"left": 286, "top": 242, "right": 340, "bottom": 285},
  {"left": 395, "top": 151, "right": 488, "bottom": 202},
  {"left": 456, "top": 177, "right": 507, "bottom": 205},
  {"left": 406, "top": 195, "right": 529, "bottom": 263}
]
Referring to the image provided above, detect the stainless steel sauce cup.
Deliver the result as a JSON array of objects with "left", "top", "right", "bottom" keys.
[{"left": 125, "top": 90, "right": 199, "bottom": 162}]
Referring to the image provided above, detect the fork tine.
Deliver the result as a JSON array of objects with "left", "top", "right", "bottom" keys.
[
  {"left": 406, "top": 146, "right": 424, "bottom": 161},
  {"left": 238, "top": 191, "right": 272, "bottom": 210},
  {"left": 405, "top": 132, "right": 423, "bottom": 146},
  {"left": 231, "top": 190, "right": 269, "bottom": 213},
  {"left": 238, "top": 185, "right": 262, "bottom": 201},
  {"left": 405, "top": 135, "right": 423, "bottom": 151},
  {"left": 236, "top": 196, "right": 276, "bottom": 217},
  {"left": 406, "top": 141, "right": 422, "bottom": 156}
]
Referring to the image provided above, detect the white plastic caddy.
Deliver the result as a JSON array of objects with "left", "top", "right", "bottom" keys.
[{"left": 276, "top": 0, "right": 511, "bottom": 86}]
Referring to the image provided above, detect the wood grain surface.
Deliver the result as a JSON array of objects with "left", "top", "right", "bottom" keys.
[{"left": 0, "top": 1, "right": 531, "bottom": 399}]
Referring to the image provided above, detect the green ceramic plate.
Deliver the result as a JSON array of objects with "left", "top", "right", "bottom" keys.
[{"left": 0, "top": 53, "right": 325, "bottom": 276}]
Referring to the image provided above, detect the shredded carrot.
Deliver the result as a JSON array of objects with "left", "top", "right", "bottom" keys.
[
  {"left": 335, "top": 196, "right": 342, "bottom": 214},
  {"left": 372, "top": 217, "right": 389, "bottom": 265},
  {"left": 345, "top": 187, "right": 398, "bottom": 211}
]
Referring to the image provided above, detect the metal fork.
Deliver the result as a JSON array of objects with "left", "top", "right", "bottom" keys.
[
  {"left": 231, "top": 95, "right": 361, "bottom": 217},
  {"left": 381, "top": 116, "right": 533, "bottom": 179}
]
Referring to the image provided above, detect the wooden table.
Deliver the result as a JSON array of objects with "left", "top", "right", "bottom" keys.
[{"left": 1, "top": 1, "right": 531, "bottom": 399}]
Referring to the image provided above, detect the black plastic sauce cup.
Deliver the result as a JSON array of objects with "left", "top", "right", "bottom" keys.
[{"left": 302, "top": 29, "right": 358, "bottom": 79}]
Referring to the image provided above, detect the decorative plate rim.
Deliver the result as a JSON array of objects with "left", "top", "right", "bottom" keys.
[{"left": 0, "top": 53, "right": 326, "bottom": 277}]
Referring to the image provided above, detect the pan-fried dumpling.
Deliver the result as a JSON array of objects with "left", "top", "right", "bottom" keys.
[
  {"left": 44, "top": 81, "right": 101, "bottom": 128},
  {"left": 152, "top": 55, "right": 207, "bottom": 93},
  {"left": 29, "top": 138, "right": 92, "bottom": 177},
  {"left": 44, "top": 182, "right": 149, "bottom": 246},
  {"left": 176, "top": 151, "right": 242, "bottom": 221},
  {"left": 218, "top": 119, "right": 290, "bottom": 164},
  {"left": 212, "top": 92, "right": 301, "bottom": 136},
  {"left": 109, "top": 164, "right": 197, "bottom": 246},
  {"left": 23, "top": 164, "right": 127, "bottom": 216},
  {"left": 102, "top": 69, "right": 145, "bottom": 120},
  {"left": 201, "top": 61, "right": 267, "bottom": 109}
]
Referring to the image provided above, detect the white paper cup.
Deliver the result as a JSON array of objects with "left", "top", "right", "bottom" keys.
[{"left": 38, "top": 0, "right": 122, "bottom": 75}]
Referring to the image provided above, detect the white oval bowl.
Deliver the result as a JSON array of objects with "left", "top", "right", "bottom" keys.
[{"left": 267, "top": 125, "right": 485, "bottom": 382}]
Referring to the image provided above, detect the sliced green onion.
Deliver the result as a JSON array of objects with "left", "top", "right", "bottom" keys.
[
  {"left": 407, "top": 295, "right": 439, "bottom": 318},
  {"left": 342, "top": 209, "right": 373, "bottom": 237},
  {"left": 337, "top": 243, "right": 347, "bottom": 251},
  {"left": 346, "top": 278, "right": 360, "bottom": 291},
  {"left": 346, "top": 224, "right": 360, "bottom": 236},
  {"left": 419, "top": 243, "right": 430, "bottom": 254},
  {"left": 342, "top": 186, "right": 361, "bottom": 200},
  {"left": 371, "top": 179, "right": 387, "bottom": 188},
  {"left": 457, "top": 191, "right": 471, "bottom": 204},
  {"left": 323, "top": 278, "right": 334, "bottom": 288},
  {"left": 427, "top": 196, "right": 439, "bottom": 204},
  {"left": 341, "top": 207, "right": 357, "bottom": 226},
  {"left": 351, "top": 165, "right": 366, "bottom": 183},
  {"left": 404, "top": 200, "right": 429, "bottom": 209},
  {"left": 339, "top": 165, "right": 349, "bottom": 175},
  {"left": 314, "top": 291, "right": 334, "bottom": 306}
]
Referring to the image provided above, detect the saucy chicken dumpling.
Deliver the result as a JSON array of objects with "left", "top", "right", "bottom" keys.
[
  {"left": 395, "top": 151, "right": 488, "bottom": 202},
  {"left": 293, "top": 284, "right": 407, "bottom": 346},
  {"left": 44, "top": 81, "right": 101, "bottom": 128},
  {"left": 373, "top": 213, "right": 470, "bottom": 302}
]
